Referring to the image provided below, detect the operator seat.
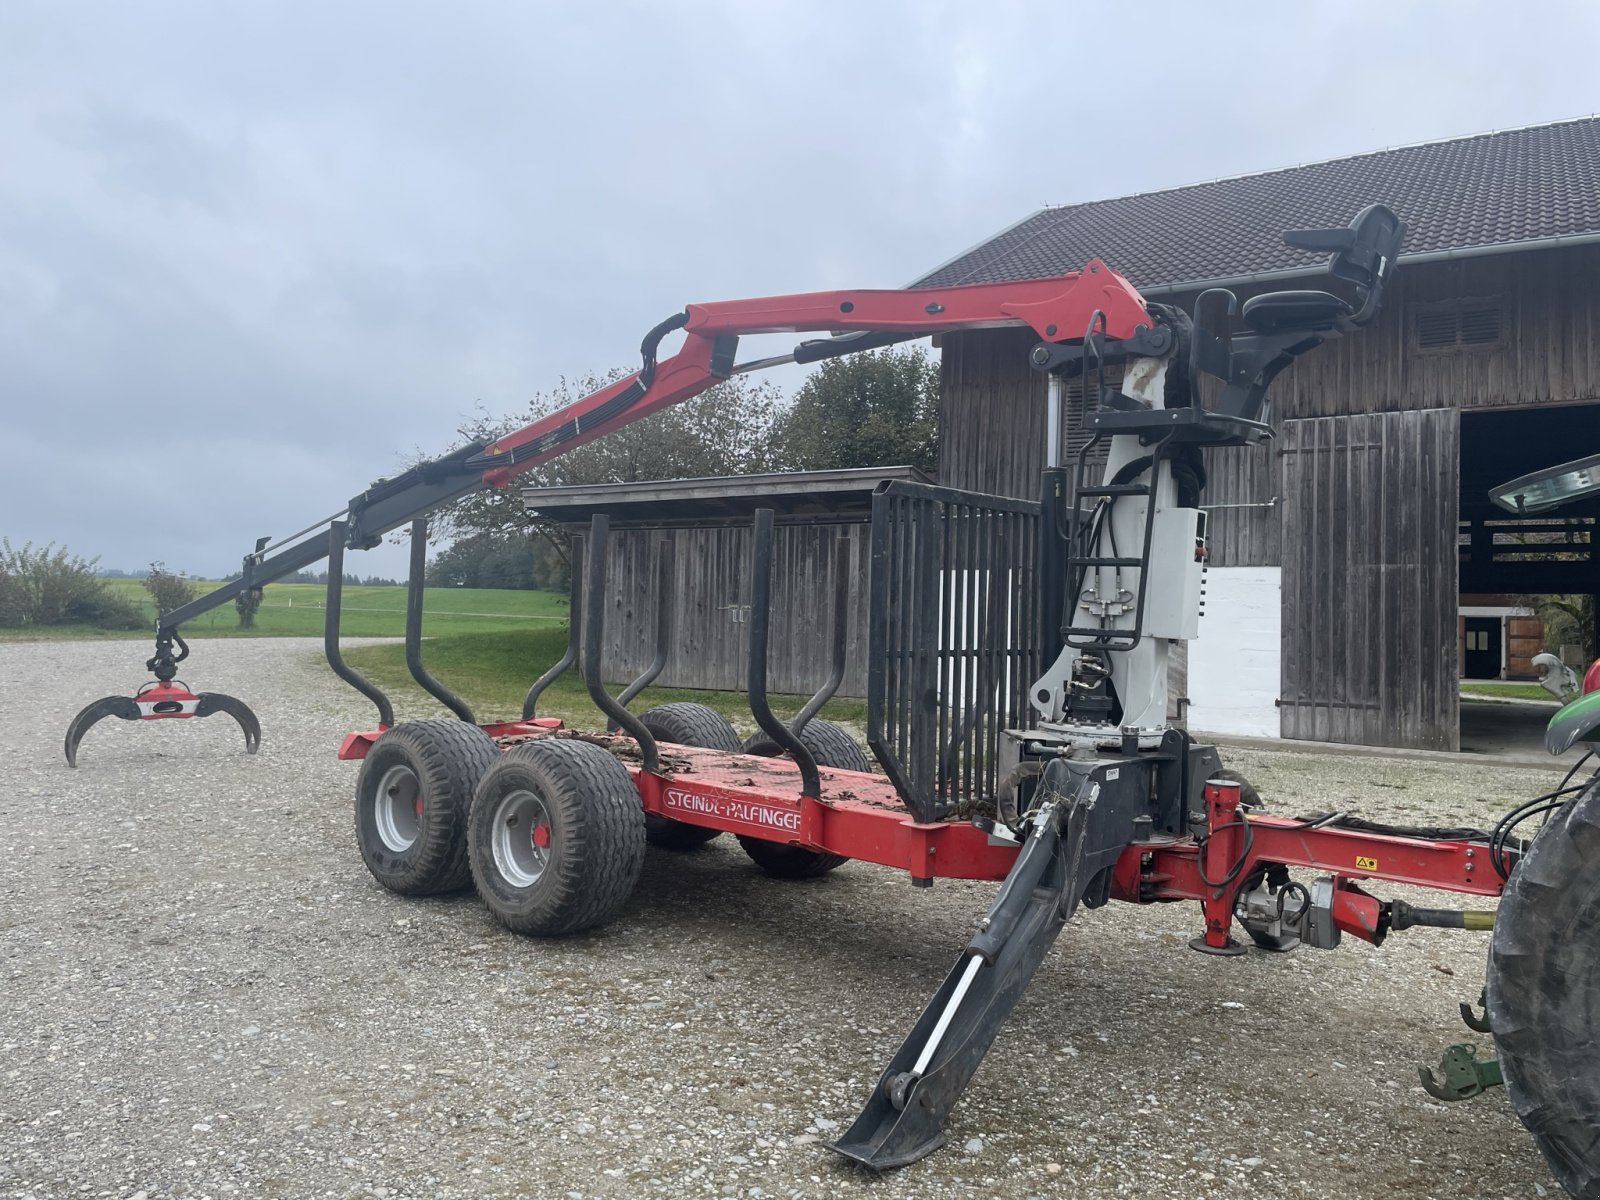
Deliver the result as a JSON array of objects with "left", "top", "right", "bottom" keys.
[{"left": 1239, "top": 289, "right": 1354, "bottom": 333}]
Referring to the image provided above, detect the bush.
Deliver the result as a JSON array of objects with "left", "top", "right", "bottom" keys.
[
  {"left": 236, "top": 587, "right": 262, "bottom": 629},
  {"left": 67, "top": 588, "right": 145, "bottom": 631},
  {"left": 145, "top": 561, "right": 198, "bottom": 615},
  {"left": 0, "top": 539, "right": 146, "bottom": 630},
  {"left": 0, "top": 566, "right": 23, "bottom": 626}
]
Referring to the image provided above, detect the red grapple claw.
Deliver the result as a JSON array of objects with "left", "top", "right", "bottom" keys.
[{"left": 63, "top": 681, "right": 261, "bottom": 766}]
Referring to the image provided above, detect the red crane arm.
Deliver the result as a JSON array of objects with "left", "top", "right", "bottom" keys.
[{"left": 480, "top": 260, "right": 1151, "bottom": 488}]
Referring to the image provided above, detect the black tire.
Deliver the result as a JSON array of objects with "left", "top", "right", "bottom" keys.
[
  {"left": 355, "top": 719, "right": 500, "bottom": 896},
  {"left": 1488, "top": 778, "right": 1600, "bottom": 1199},
  {"left": 468, "top": 739, "right": 646, "bottom": 937},
  {"left": 638, "top": 703, "right": 741, "bottom": 850},
  {"left": 741, "top": 719, "right": 871, "bottom": 773},
  {"left": 1211, "top": 767, "right": 1263, "bottom": 810},
  {"left": 736, "top": 719, "right": 867, "bottom": 879}
]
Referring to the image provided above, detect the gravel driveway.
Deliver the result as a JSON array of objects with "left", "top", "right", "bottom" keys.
[{"left": 0, "top": 639, "right": 1573, "bottom": 1200}]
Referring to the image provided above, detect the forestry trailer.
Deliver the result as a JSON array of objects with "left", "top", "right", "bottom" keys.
[{"left": 63, "top": 205, "right": 1600, "bottom": 1195}]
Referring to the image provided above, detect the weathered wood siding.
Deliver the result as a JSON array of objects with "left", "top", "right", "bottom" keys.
[
  {"left": 938, "top": 327, "right": 1046, "bottom": 499},
  {"left": 1278, "top": 410, "right": 1460, "bottom": 750},
  {"left": 939, "top": 332, "right": 1280, "bottom": 567},
  {"left": 939, "top": 247, "right": 1600, "bottom": 572},
  {"left": 597, "top": 522, "right": 870, "bottom": 697},
  {"left": 1269, "top": 245, "right": 1600, "bottom": 417}
]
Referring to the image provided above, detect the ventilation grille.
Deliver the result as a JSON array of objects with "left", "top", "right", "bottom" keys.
[{"left": 1415, "top": 302, "right": 1503, "bottom": 351}]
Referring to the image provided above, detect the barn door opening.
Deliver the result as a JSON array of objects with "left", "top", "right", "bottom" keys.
[{"left": 1279, "top": 410, "right": 1460, "bottom": 750}]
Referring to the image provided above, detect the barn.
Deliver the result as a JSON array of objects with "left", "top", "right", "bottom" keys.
[
  {"left": 526, "top": 118, "right": 1600, "bottom": 755},
  {"left": 923, "top": 116, "right": 1600, "bottom": 752}
]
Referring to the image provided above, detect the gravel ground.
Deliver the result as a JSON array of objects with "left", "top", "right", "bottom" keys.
[{"left": 0, "top": 639, "right": 1576, "bottom": 1200}]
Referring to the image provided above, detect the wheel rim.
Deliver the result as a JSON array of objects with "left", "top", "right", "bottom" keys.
[
  {"left": 374, "top": 764, "right": 423, "bottom": 852},
  {"left": 492, "top": 788, "right": 553, "bottom": 889}
]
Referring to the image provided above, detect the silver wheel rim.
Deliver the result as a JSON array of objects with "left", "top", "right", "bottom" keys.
[
  {"left": 374, "top": 764, "right": 422, "bottom": 853},
  {"left": 492, "top": 788, "right": 553, "bottom": 889}
]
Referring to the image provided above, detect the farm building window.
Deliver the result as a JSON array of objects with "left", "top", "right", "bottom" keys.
[{"left": 1412, "top": 299, "right": 1504, "bottom": 352}]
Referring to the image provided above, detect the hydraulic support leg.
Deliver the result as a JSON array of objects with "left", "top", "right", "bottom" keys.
[{"left": 833, "top": 756, "right": 1138, "bottom": 1169}]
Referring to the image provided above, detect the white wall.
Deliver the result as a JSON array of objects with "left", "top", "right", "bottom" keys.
[{"left": 1187, "top": 566, "right": 1282, "bottom": 738}]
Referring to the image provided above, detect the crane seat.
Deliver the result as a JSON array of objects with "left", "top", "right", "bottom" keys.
[{"left": 1240, "top": 289, "right": 1353, "bottom": 333}]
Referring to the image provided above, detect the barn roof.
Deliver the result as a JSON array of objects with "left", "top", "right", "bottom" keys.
[
  {"left": 521, "top": 466, "right": 931, "bottom": 527},
  {"left": 915, "top": 116, "right": 1600, "bottom": 293}
]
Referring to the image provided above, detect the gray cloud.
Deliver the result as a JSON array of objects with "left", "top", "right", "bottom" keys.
[{"left": 3, "top": 0, "right": 1598, "bottom": 577}]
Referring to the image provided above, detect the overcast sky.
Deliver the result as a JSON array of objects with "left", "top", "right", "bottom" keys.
[{"left": 3, "top": 0, "right": 1599, "bottom": 579}]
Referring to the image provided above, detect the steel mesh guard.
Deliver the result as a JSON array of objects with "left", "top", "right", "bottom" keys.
[{"left": 867, "top": 480, "right": 1041, "bottom": 823}]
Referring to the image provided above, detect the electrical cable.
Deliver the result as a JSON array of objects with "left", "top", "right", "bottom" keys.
[
  {"left": 1197, "top": 815, "right": 1255, "bottom": 890},
  {"left": 1490, "top": 766, "right": 1600, "bottom": 879}
]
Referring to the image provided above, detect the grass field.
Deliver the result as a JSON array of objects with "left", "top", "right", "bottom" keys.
[
  {"left": 0, "top": 580, "right": 568, "bottom": 641},
  {"left": 1461, "top": 681, "right": 1560, "bottom": 703},
  {"left": 342, "top": 626, "right": 867, "bottom": 733}
]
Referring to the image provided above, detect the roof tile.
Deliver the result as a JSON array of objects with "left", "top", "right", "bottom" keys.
[{"left": 915, "top": 117, "right": 1600, "bottom": 290}]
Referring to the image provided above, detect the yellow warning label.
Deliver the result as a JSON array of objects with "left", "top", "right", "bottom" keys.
[{"left": 1354, "top": 855, "right": 1378, "bottom": 871}]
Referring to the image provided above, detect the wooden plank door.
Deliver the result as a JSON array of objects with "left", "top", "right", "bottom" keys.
[{"left": 1279, "top": 410, "right": 1460, "bottom": 750}]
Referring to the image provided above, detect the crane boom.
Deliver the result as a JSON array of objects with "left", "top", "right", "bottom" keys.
[{"left": 157, "top": 261, "right": 1165, "bottom": 632}]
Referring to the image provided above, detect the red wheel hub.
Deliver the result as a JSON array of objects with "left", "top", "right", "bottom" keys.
[{"left": 531, "top": 824, "right": 551, "bottom": 849}]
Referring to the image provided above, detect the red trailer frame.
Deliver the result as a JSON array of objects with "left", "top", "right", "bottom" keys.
[{"left": 337, "top": 724, "right": 1503, "bottom": 949}]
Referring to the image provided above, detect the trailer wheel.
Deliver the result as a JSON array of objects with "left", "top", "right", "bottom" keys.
[
  {"left": 737, "top": 719, "right": 867, "bottom": 879},
  {"left": 1487, "top": 777, "right": 1600, "bottom": 1200},
  {"left": 637, "top": 703, "right": 741, "bottom": 850},
  {"left": 355, "top": 719, "right": 499, "bottom": 896},
  {"left": 468, "top": 739, "right": 646, "bottom": 936}
]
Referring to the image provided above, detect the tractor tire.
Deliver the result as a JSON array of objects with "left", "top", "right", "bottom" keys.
[
  {"left": 355, "top": 719, "right": 500, "bottom": 897},
  {"left": 736, "top": 719, "right": 867, "bottom": 879},
  {"left": 638, "top": 703, "right": 741, "bottom": 850},
  {"left": 468, "top": 738, "right": 646, "bottom": 937},
  {"left": 1487, "top": 777, "right": 1600, "bottom": 1200}
]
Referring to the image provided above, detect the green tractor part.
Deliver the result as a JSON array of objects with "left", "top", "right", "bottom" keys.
[
  {"left": 1547, "top": 689, "right": 1600, "bottom": 756},
  {"left": 1419, "top": 1042, "right": 1503, "bottom": 1102}
]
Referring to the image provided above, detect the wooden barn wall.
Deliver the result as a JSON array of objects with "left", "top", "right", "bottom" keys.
[
  {"left": 939, "top": 246, "right": 1600, "bottom": 573},
  {"left": 1278, "top": 410, "right": 1460, "bottom": 751},
  {"left": 595, "top": 523, "right": 870, "bottom": 697},
  {"left": 1266, "top": 245, "right": 1600, "bottom": 417},
  {"left": 938, "top": 329, "right": 1280, "bottom": 566},
  {"left": 938, "top": 327, "right": 1047, "bottom": 500}
]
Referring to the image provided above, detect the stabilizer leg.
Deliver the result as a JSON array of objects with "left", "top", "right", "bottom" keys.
[{"left": 833, "top": 759, "right": 1121, "bottom": 1169}]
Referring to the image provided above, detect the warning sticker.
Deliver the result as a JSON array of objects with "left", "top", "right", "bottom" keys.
[
  {"left": 1354, "top": 855, "right": 1378, "bottom": 871},
  {"left": 662, "top": 788, "right": 802, "bottom": 836}
]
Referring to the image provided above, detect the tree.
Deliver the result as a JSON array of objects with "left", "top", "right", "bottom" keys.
[
  {"left": 767, "top": 346, "right": 939, "bottom": 474},
  {"left": 145, "top": 561, "right": 198, "bottom": 616},
  {"left": 427, "top": 532, "right": 565, "bottom": 590},
  {"left": 1533, "top": 594, "right": 1596, "bottom": 662},
  {"left": 235, "top": 587, "right": 263, "bottom": 629},
  {"left": 429, "top": 370, "right": 784, "bottom": 582},
  {"left": 0, "top": 540, "right": 143, "bottom": 629}
]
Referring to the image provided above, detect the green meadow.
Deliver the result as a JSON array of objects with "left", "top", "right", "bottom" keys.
[{"left": 0, "top": 579, "right": 567, "bottom": 641}]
